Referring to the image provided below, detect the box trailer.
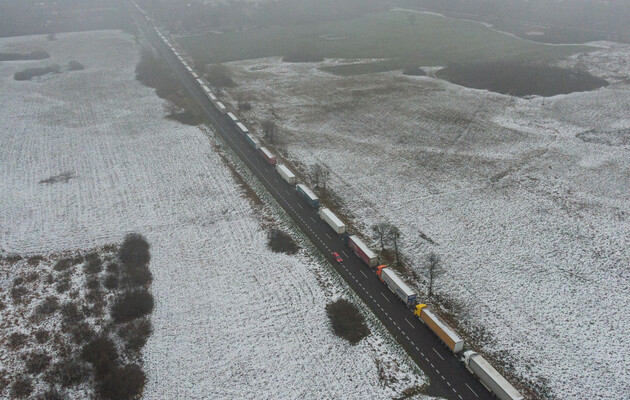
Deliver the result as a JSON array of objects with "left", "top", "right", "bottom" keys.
[
  {"left": 192, "top": 72, "right": 199, "bottom": 79},
  {"left": 276, "top": 164, "right": 296, "bottom": 185},
  {"left": 260, "top": 147, "right": 277, "bottom": 165},
  {"left": 464, "top": 351, "right": 524, "bottom": 400},
  {"left": 236, "top": 122, "right": 249, "bottom": 135},
  {"left": 196, "top": 78, "right": 205, "bottom": 87},
  {"left": 318, "top": 207, "right": 346, "bottom": 234},
  {"left": 376, "top": 266, "right": 417, "bottom": 305},
  {"left": 215, "top": 101, "right": 227, "bottom": 114},
  {"left": 348, "top": 235, "right": 377, "bottom": 267},
  {"left": 296, "top": 184, "right": 319, "bottom": 207},
  {"left": 227, "top": 112, "right": 239, "bottom": 124},
  {"left": 414, "top": 305, "right": 464, "bottom": 353},
  {"left": 245, "top": 134, "right": 260, "bottom": 150}
]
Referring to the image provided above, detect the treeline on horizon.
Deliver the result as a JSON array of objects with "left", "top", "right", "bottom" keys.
[{"left": 399, "top": 0, "right": 629, "bottom": 44}]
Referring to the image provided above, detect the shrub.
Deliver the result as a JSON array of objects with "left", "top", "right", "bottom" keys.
[
  {"left": 70, "top": 322, "right": 95, "bottom": 344},
  {"left": 267, "top": 229, "right": 299, "bottom": 254},
  {"left": 238, "top": 101, "right": 252, "bottom": 112},
  {"left": 67, "top": 60, "right": 85, "bottom": 71},
  {"left": 61, "top": 302, "right": 84, "bottom": 325},
  {"left": 56, "top": 277, "right": 71, "bottom": 293},
  {"left": 81, "top": 336, "right": 118, "bottom": 379},
  {"left": 11, "top": 285, "right": 29, "bottom": 304},
  {"left": 111, "top": 289, "right": 154, "bottom": 323},
  {"left": 97, "top": 365, "right": 145, "bottom": 400},
  {"left": 86, "top": 276, "right": 100, "bottom": 290},
  {"left": 35, "top": 329, "right": 50, "bottom": 344},
  {"left": 206, "top": 64, "right": 236, "bottom": 88},
  {"left": 14, "top": 64, "right": 61, "bottom": 81},
  {"left": 118, "top": 318, "right": 153, "bottom": 352},
  {"left": 24, "top": 351, "right": 52, "bottom": 374},
  {"left": 35, "top": 295, "right": 60, "bottom": 316},
  {"left": 84, "top": 257, "right": 102, "bottom": 275},
  {"left": 45, "top": 358, "right": 89, "bottom": 388},
  {"left": 326, "top": 299, "right": 371, "bottom": 345},
  {"left": 53, "top": 258, "right": 72, "bottom": 271},
  {"left": 10, "top": 376, "right": 33, "bottom": 398},
  {"left": 13, "top": 276, "right": 24, "bottom": 286},
  {"left": 126, "top": 264, "right": 152, "bottom": 287},
  {"left": 27, "top": 255, "right": 44, "bottom": 265},
  {"left": 39, "top": 387, "right": 66, "bottom": 400},
  {"left": 25, "top": 271, "right": 39, "bottom": 282},
  {"left": 103, "top": 274, "right": 118, "bottom": 290},
  {"left": 106, "top": 262, "right": 119, "bottom": 274},
  {"left": 119, "top": 233, "right": 150, "bottom": 269},
  {"left": 8, "top": 332, "right": 28, "bottom": 349}
]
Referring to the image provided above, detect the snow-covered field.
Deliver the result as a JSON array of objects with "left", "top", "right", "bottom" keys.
[
  {"left": 221, "top": 41, "right": 630, "bottom": 400},
  {"left": 0, "top": 31, "right": 427, "bottom": 398}
]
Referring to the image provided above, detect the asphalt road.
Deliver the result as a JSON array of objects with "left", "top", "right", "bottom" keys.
[{"left": 132, "top": 6, "right": 495, "bottom": 400}]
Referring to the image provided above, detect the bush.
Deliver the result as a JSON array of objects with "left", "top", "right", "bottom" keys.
[
  {"left": 39, "top": 387, "right": 66, "bottom": 400},
  {"left": 11, "top": 285, "right": 29, "bottom": 303},
  {"left": 103, "top": 274, "right": 118, "bottom": 290},
  {"left": 61, "top": 302, "right": 84, "bottom": 325},
  {"left": 56, "top": 277, "right": 71, "bottom": 293},
  {"left": 27, "top": 255, "right": 44, "bottom": 265},
  {"left": 24, "top": 351, "right": 52, "bottom": 374},
  {"left": 106, "top": 262, "right": 119, "bottom": 274},
  {"left": 67, "top": 60, "right": 85, "bottom": 71},
  {"left": 84, "top": 257, "right": 102, "bottom": 275},
  {"left": 14, "top": 64, "right": 61, "bottom": 81},
  {"left": 206, "top": 64, "right": 236, "bottom": 88},
  {"left": 267, "top": 229, "right": 299, "bottom": 254},
  {"left": 25, "top": 271, "right": 39, "bottom": 282},
  {"left": 118, "top": 233, "right": 150, "bottom": 269},
  {"left": 53, "top": 258, "right": 73, "bottom": 271},
  {"left": 35, "top": 329, "right": 50, "bottom": 344},
  {"left": 70, "top": 322, "right": 95, "bottom": 344},
  {"left": 10, "top": 376, "right": 33, "bottom": 398},
  {"left": 35, "top": 295, "right": 60, "bottom": 316},
  {"left": 45, "top": 358, "right": 89, "bottom": 388},
  {"left": 8, "top": 332, "right": 28, "bottom": 349},
  {"left": 118, "top": 318, "right": 153, "bottom": 352},
  {"left": 81, "top": 337, "right": 118, "bottom": 379},
  {"left": 86, "top": 276, "right": 100, "bottom": 290},
  {"left": 111, "top": 289, "right": 154, "bottom": 323},
  {"left": 326, "top": 299, "right": 371, "bottom": 345},
  {"left": 97, "top": 365, "right": 145, "bottom": 400},
  {"left": 126, "top": 264, "right": 152, "bottom": 287}
]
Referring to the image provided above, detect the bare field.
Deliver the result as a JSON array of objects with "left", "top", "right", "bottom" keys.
[
  {"left": 0, "top": 31, "right": 427, "bottom": 399},
  {"left": 220, "top": 41, "right": 630, "bottom": 400}
]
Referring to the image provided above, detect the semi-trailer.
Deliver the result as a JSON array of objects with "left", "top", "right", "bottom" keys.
[
  {"left": 318, "top": 207, "right": 346, "bottom": 234},
  {"left": 296, "top": 184, "right": 319, "bottom": 207},
  {"left": 260, "top": 147, "right": 277, "bottom": 165},
  {"left": 414, "top": 304, "right": 464, "bottom": 353},
  {"left": 347, "top": 235, "right": 377, "bottom": 267},
  {"left": 196, "top": 78, "right": 205, "bottom": 87},
  {"left": 227, "top": 112, "right": 239, "bottom": 124},
  {"left": 245, "top": 133, "right": 260, "bottom": 149},
  {"left": 236, "top": 122, "right": 249, "bottom": 135},
  {"left": 215, "top": 101, "right": 227, "bottom": 114},
  {"left": 192, "top": 72, "right": 199, "bottom": 79},
  {"left": 276, "top": 164, "right": 296, "bottom": 184},
  {"left": 376, "top": 266, "right": 417, "bottom": 305},
  {"left": 463, "top": 351, "right": 524, "bottom": 400}
]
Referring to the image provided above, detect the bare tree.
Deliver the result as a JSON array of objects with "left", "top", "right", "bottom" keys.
[
  {"left": 371, "top": 222, "right": 390, "bottom": 252},
  {"left": 386, "top": 226, "right": 402, "bottom": 266},
  {"left": 424, "top": 252, "right": 443, "bottom": 298},
  {"left": 320, "top": 167, "right": 330, "bottom": 195},
  {"left": 261, "top": 119, "right": 276, "bottom": 142}
]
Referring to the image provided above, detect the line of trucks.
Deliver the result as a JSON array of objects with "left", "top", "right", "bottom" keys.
[{"left": 149, "top": 19, "right": 524, "bottom": 400}]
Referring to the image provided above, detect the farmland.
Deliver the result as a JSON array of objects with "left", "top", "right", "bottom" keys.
[
  {"left": 218, "top": 38, "right": 630, "bottom": 400},
  {"left": 0, "top": 30, "right": 427, "bottom": 399},
  {"left": 178, "top": 9, "right": 592, "bottom": 75}
]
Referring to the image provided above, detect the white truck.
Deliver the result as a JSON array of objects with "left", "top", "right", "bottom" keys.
[
  {"left": 227, "top": 112, "right": 239, "bottom": 124},
  {"left": 236, "top": 122, "right": 249, "bottom": 135},
  {"left": 215, "top": 101, "right": 227, "bottom": 114},
  {"left": 276, "top": 164, "right": 296, "bottom": 185},
  {"left": 464, "top": 351, "right": 524, "bottom": 400},
  {"left": 318, "top": 207, "right": 346, "bottom": 234},
  {"left": 376, "top": 266, "right": 417, "bottom": 305}
]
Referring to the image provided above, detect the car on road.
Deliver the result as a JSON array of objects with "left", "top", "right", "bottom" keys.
[{"left": 332, "top": 252, "right": 343, "bottom": 263}]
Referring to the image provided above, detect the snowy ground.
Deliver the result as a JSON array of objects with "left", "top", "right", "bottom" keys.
[
  {"left": 220, "top": 41, "right": 630, "bottom": 400},
  {"left": 0, "top": 30, "right": 428, "bottom": 399}
]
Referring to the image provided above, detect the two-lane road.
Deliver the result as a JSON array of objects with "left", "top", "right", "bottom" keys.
[{"left": 133, "top": 7, "right": 494, "bottom": 399}]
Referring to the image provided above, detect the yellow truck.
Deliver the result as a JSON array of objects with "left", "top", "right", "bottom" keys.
[{"left": 414, "top": 304, "right": 464, "bottom": 353}]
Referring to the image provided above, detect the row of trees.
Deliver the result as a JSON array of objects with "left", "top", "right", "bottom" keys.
[{"left": 371, "top": 222, "right": 442, "bottom": 298}]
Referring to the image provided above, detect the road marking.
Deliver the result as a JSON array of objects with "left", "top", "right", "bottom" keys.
[
  {"left": 360, "top": 270, "right": 367, "bottom": 278},
  {"left": 342, "top": 250, "right": 349, "bottom": 257},
  {"left": 297, "top": 203, "right": 303, "bottom": 209},
  {"left": 380, "top": 293, "right": 390, "bottom": 302},
  {"left": 405, "top": 318, "right": 414, "bottom": 328},
  {"left": 310, "top": 217, "right": 317, "bottom": 223},
  {"left": 465, "top": 384, "right": 479, "bottom": 397},
  {"left": 458, "top": 395, "right": 463, "bottom": 399},
  {"left": 441, "top": 375, "right": 445, "bottom": 380},
  {"left": 432, "top": 348, "right": 444, "bottom": 360},
  {"left": 325, "top": 233, "right": 332, "bottom": 239},
  {"left": 447, "top": 382, "right": 451, "bottom": 387}
]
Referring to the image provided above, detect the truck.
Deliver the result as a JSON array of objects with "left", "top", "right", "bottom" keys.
[
  {"left": 245, "top": 133, "right": 260, "bottom": 149},
  {"left": 347, "top": 235, "right": 377, "bottom": 267},
  {"left": 318, "top": 207, "right": 346, "bottom": 234},
  {"left": 463, "top": 351, "right": 524, "bottom": 400},
  {"left": 276, "top": 164, "right": 296, "bottom": 185},
  {"left": 259, "top": 147, "right": 277, "bottom": 165},
  {"left": 376, "top": 266, "right": 417, "bottom": 305},
  {"left": 227, "top": 112, "right": 239, "bottom": 124},
  {"left": 236, "top": 122, "right": 249, "bottom": 135},
  {"left": 215, "top": 101, "right": 227, "bottom": 114},
  {"left": 296, "top": 184, "right": 319, "bottom": 207},
  {"left": 196, "top": 78, "right": 205, "bottom": 87},
  {"left": 414, "top": 304, "right": 464, "bottom": 353}
]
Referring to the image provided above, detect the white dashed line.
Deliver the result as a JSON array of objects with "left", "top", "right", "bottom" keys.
[
  {"left": 465, "top": 384, "right": 479, "bottom": 397},
  {"left": 432, "top": 348, "right": 444, "bottom": 360},
  {"left": 360, "top": 270, "right": 367, "bottom": 278},
  {"left": 380, "top": 293, "right": 390, "bottom": 302},
  {"left": 405, "top": 318, "right": 414, "bottom": 328},
  {"left": 325, "top": 232, "right": 332, "bottom": 239}
]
